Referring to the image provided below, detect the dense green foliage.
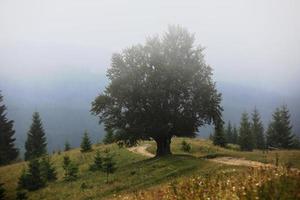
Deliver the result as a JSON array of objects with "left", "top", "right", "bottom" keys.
[
  {"left": 91, "top": 26, "right": 222, "bottom": 156},
  {"left": 266, "top": 105, "right": 295, "bottom": 149},
  {"left": 0, "top": 93, "right": 18, "bottom": 165},
  {"left": 251, "top": 108, "right": 265, "bottom": 149},
  {"left": 239, "top": 112, "right": 254, "bottom": 151},
  {"left": 80, "top": 131, "right": 93, "bottom": 152},
  {"left": 24, "top": 112, "right": 47, "bottom": 160}
]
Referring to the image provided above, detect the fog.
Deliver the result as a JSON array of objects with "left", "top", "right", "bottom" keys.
[
  {"left": 1, "top": 0, "right": 300, "bottom": 93},
  {"left": 0, "top": 0, "right": 299, "bottom": 150}
]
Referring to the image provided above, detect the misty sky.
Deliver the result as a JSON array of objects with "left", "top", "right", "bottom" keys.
[{"left": 1, "top": 0, "right": 300, "bottom": 96}]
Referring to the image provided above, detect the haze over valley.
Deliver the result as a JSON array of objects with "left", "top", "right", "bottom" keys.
[{"left": 1, "top": 0, "right": 300, "bottom": 151}]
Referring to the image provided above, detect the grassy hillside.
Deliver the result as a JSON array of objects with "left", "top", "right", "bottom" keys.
[{"left": 1, "top": 138, "right": 299, "bottom": 200}]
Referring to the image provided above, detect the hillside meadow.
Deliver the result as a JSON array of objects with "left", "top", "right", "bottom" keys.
[{"left": 1, "top": 138, "right": 300, "bottom": 200}]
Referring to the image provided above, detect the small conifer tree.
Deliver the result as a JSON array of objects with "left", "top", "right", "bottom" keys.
[
  {"left": 18, "top": 159, "right": 45, "bottom": 191},
  {"left": 0, "top": 183, "right": 5, "bottom": 200},
  {"left": 89, "top": 150, "right": 102, "bottom": 171},
  {"left": 213, "top": 121, "right": 227, "bottom": 147},
  {"left": 62, "top": 156, "right": 78, "bottom": 181},
  {"left": 80, "top": 131, "right": 92, "bottom": 152},
  {"left": 103, "top": 129, "right": 115, "bottom": 144},
  {"left": 102, "top": 149, "right": 117, "bottom": 183},
  {"left": 239, "top": 112, "right": 254, "bottom": 151},
  {"left": 64, "top": 141, "right": 71, "bottom": 151},
  {"left": 24, "top": 112, "right": 47, "bottom": 160},
  {"left": 266, "top": 106, "right": 295, "bottom": 149},
  {"left": 40, "top": 156, "right": 57, "bottom": 182}
]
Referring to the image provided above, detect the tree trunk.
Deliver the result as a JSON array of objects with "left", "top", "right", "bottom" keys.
[{"left": 155, "top": 136, "right": 172, "bottom": 157}]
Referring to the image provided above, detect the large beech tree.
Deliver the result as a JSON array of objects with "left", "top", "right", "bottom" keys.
[{"left": 91, "top": 26, "right": 222, "bottom": 156}]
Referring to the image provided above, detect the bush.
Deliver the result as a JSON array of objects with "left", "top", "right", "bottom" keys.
[{"left": 181, "top": 140, "right": 191, "bottom": 152}]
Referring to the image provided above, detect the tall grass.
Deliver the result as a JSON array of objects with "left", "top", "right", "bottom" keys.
[{"left": 116, "top": 166, "right": 300, "bottom": 200}]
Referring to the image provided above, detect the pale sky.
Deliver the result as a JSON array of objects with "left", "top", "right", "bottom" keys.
[{"left": 1, "top": 0, "right": 300, "bottom": 96}]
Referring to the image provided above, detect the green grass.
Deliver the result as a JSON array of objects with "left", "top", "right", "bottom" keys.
[{"left": 1, "top": 138, "right": 300, "bottom": 200}]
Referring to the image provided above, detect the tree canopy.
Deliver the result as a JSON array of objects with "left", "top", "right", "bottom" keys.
[{"left": 91, "top": 26, "right": 222, "bottom": 156}]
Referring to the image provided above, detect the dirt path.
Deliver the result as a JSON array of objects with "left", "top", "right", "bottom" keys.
[
  {"left": 128, "top": 145, "right": 300, "bottom": 173},
  {"left": 209, "top": 157, "right": 275, "bottom": 168},
  {"left": 128, "top": 144, "right": 274, "bottom": 168},
  {"left": 127, "top": 144, "right": 155, "bottom": 158}
]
